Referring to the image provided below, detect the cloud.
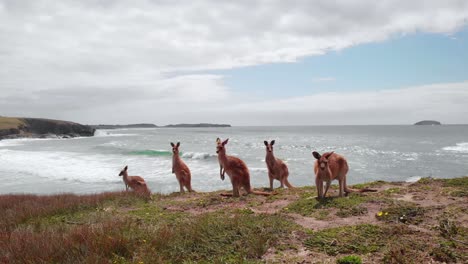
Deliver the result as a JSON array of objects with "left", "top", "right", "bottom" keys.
[
  {"left": 0, "top": 0, "right": 467, "bottom": 124},
  {"left": 221, "top": 81, "right": 468, "bottom": 125}
]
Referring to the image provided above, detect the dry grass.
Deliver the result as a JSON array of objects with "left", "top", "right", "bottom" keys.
[
  {"left": 0, "top": 192, "right": 140, "bottom": 231},
  {"left": 0, "top": 117, "right": 24, "bottom": 130}
]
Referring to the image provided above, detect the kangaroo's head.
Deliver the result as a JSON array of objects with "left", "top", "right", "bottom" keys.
[
  {"left": 119, "top": 165, "right": 128, "bottom": 177},
  {"left": 216, "top": 137, "right": 229, "bottom": 154},
  {"left": 264, "top": 140, "right": 275, "bottom": 153},
  {"left": 170, "top": 142, "right": 180, "bottom": 155},
  {"left": 313, "top": 151, "right": 334, "bottom": 171}
]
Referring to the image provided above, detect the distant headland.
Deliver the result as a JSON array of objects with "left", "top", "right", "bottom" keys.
[
  {"left": 164, "top": 123, "right": 231, "bottom": 128},
  {"left": 414, "top": 120, "right": 441, "bottom": 126},
  {"left": 91, "top": 124, "right": 158, "bottom": 129},
  {"left": 0, "top": 116, "right": 95, "bottom": 140}
]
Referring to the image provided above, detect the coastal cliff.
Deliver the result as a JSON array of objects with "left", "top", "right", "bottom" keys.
[{"left": 0, "top": 117, "right": 95, "bottom": 140}]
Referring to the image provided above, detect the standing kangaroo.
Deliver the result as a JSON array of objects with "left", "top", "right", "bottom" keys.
[
  {"left": 216, "top": 138, "right": 271, "bottom": 197},
  {"left": 171, "top": 142, "right": 194, "bottom": 193},
  {"left": 264, "top": 140, "right": 293, "bottom": 190},
  {"left": 312, "top": 151, "right": 376, "bottom": 198},
  {"left": 118, "top": 165, "right": 151, "bottom": 197}
]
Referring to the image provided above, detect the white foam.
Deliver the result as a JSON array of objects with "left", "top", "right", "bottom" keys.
[
  {"left": 443, "top": 142, "right": 468, "bottom": 153},
  {"left": 181, "top": 152, "right": 217, "bottom": 160},
  {"left": 94, "top": 130, "right": 138, "bottom": 137},
  {"left": 0, "top": 149, "right": 170, "bottom": 185},
  {"left": 405, "top": 176, "right": 422, "bottom": 183}
]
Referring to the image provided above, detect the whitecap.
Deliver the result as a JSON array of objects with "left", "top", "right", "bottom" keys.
[
  {"left": 181, "top": 152, "right": 217, "bottom": 160},
  {"left": 443, "top": 142, "right": 468, "bottom": 153},
  {"left": 94, "top": 130, "right": 138, "bottom": 137},
  {"left": 405, "top": 176, "right": 422, "bottom": 183}
]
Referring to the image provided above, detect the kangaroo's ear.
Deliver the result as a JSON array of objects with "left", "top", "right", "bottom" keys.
[
  {"left": 124, "top": 165, "right": 128, "bottom": 171},
  {"left": 312, "top": 151, "right": 321, "bottom": 160},
  {"left": 271, "top": 140, "right": 275, "bottom": 146},
  {"left": 216, "top": 138, "right": 221, "bottom": 144},
  {"left": 264, "top": 140, "right": 268, "bottom": 146},
  {"left": 176, "top": 142, "right": 180, "bottom": 147},
  {"left": 222, "top": 138, "right": 229, "bottom": 146},
  {"left": 324, "top": 151, "right": 334, "bottom": 158},
  {"left": 170, "top": 142, "right": 175, "bottom": 147}
]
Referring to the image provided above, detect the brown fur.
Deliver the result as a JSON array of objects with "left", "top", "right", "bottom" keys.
[
  {"left": 264, "top": 140, "right": 293, "bottom": 190},
  {"left": 216, "top": 138, "right": 271, "bottom": 197},
  {"left": 171, "top": 142, "right": 194, "bottom": 193},
  {"left": 118, "top": 166, "right": 151, "bottom": 197},
  {"left": 312, "top": 151, "right": 376, "bottom": 198}
]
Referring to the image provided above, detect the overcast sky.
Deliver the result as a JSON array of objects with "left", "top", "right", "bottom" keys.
[{"left": 1, "top": 0, "right": 468, "bottom": 125}]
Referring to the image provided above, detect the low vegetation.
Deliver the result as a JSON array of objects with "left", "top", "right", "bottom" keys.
[
  {"left": 1, "top": 177, "right": 467, "bottom": 263},
  {"left": 0, "top": 116, "right": 24, "bottom": 130}
]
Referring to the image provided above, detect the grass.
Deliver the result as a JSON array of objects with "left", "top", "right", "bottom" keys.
[
  {"left": 0, "top": 192, "right": 300, "bottom": 263},
  {"left": 0, "top": 116, "right": 24, "bottom": 130},
  {"left": 1, "top": 176, "right": 467, "bottom": 263},
  {"left": 441, "top": 177, "right": 468, "bottom": 188},
  {"left": 0, "top": 192, "right": 144, "bottom": 232},
  {"left": 375, "top": 203, "right": 426, "bottom": 224},
  {"left": 304, "top": 224, "right": 388, "bottom": 255},
  {"left": 285, "top": 192, "right": 371, "bottom": 218}
]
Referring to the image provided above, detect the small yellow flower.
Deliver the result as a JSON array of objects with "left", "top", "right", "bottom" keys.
[
  {"left": 284, "top": 207, "right": 289, "bottom": 210},
  {"left": 377, "top": 211, "right": 383, "bottom": 217},
  {"left": 385, "top": 212, "right": 389, "bottom": 216},
  {"left": 143, "top": 239, "right": 146, "bottom": 243}
]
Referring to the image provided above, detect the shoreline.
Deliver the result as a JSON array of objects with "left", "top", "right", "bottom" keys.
[{"left": 1, "top": 176, "right": 467, "bottom": 263}]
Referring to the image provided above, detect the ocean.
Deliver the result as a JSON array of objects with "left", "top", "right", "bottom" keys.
[{"left": 0, "top": 125, "right": 467, "bottom": 194}]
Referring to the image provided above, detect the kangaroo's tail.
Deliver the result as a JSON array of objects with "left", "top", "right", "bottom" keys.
[
  {"left": 284, "top": 178, "right": 294, "bottom": 188},
  {"left": 345, "top": 187, "right": 377, "bottom": 193},
  {"left": 251, "top": 190, "right": 274, "bottom": 196}
]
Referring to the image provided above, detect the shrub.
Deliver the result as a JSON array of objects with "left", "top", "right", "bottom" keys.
[{"left": 336, "top": 255, "right": 362, "bottom": 264}]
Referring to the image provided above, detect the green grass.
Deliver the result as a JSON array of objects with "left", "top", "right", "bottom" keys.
[
  {"left": 336, "top": 255, "right": 362, "bottom": 264},
  {"left": 351, "top": 181, "right": 387, "bottom": 189},
  {"left": 441, "top": 177, "right": 468, "bottom": 188},
  {"left": 285, "top": 192, "right": 370, "bottom": 219},
  {"left": 304, "top": 224, "right": 421, "bottom": 257},
  {"left": 135, "top": 212, "right": 298, "bottom": 263},
  {"left": 304, "top": 224, "right": 387, "bottom": 256},
  {"left": 375, "top": 203, "right": 425, "bottom": 224}
]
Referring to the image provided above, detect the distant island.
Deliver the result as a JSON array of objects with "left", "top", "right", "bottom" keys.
[
  {"left": 414, "top": 120, "right": 441, "bottom": 126},
  {"left": 91, "top": 124, "right": 158, "bottom": 129},
  {"left": 164, "top": 123, "right": 231, "bottom": 128},
  {"left": 0, "top": 116, "right": 95, "bottom": 140}
]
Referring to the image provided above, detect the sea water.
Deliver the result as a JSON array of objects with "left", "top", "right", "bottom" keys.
[{"left": 0, "top": 125, "right": 467, "bottom": 194}]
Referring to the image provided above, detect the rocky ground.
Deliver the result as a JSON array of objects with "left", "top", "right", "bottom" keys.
[{"left": 1, "top": 177, "right": 467, "bottom": 263}]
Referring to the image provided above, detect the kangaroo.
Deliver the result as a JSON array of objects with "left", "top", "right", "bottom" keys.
[
  {"left": 312, "top": 151, "right": 376, "bottom": 198},
  {"left": 216, "top": 138, "right": 271, "bottom": 197},
  {"left": 171, "top": 142, "right": 194, "bottom": 193},
  {"left": 118, "top": 165, "right": 151, "bottom": 197},
  {"left": 264, "top": 140, "right": 293, "bottom": 190}
]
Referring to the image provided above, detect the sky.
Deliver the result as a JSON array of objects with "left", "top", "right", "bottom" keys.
[{"left": 0, "top": 0, "right": 468, "bottom": 126}]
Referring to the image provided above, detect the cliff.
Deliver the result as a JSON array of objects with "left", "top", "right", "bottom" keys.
[{"left": 0, "top": 117, "right": 95, "bottom": 140}]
